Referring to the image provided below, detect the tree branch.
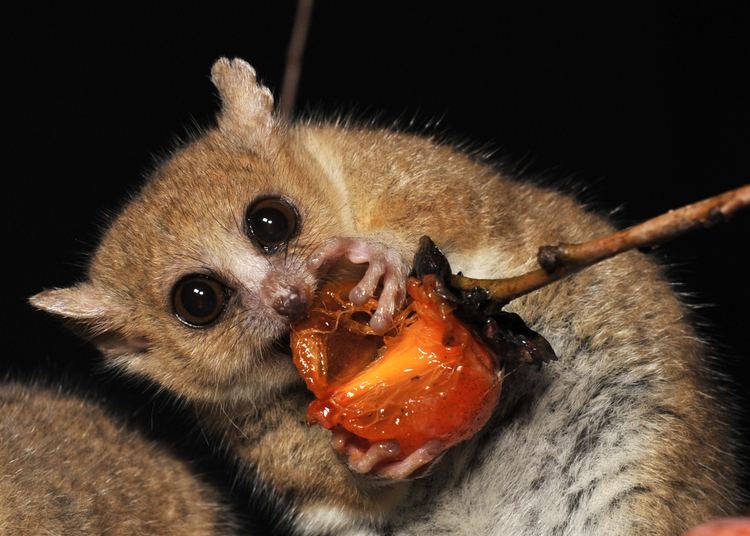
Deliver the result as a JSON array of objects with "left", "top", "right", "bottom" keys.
[
  {"left": 451, "top": 184, "right": 750, "bottom": 304},
  {"left": 279, "top": 0, "right": 315, "bottom": 118}
]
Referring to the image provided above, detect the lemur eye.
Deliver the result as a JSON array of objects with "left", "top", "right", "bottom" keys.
[
  {"left": 172, "top": 275, "right": 228, "bottom": 328},
  {"left": 245, "top": 196, "right": 299, "bottom": 254}
]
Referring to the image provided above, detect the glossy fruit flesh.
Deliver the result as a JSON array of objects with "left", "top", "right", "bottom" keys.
[{"left": 291, "top": 275, "right": 502, "bottom": 459}]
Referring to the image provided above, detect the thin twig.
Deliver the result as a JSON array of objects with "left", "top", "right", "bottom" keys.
[
  {"left": 279, "top": 0, "right": 314, "bottom": 118},
  {"left": 451, "top": 184, "right": 750, "bottom": 303}
]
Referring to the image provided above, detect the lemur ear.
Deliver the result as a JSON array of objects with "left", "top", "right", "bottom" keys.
[
  {"left": 30, "top": 284, "right": 150, "bottom": 357},
  {"left": 210, "top": 57, "right": 276, "bottom": 150},
  {"left": 30, "top": 284, "right": 114, "bottom": 322}
]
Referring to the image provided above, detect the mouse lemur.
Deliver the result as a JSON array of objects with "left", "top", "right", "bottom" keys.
[{"left": 30, "top": 58, "right": 743, "bottom": 535}]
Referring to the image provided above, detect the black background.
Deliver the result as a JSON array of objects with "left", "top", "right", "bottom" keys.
[{"left": 5, "top": 1, "right": 749, "bottom": 511}]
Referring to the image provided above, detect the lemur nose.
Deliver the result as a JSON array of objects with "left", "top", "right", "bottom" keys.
[{"left": 272, "top": 285, "right": 309, "bottom": 322}]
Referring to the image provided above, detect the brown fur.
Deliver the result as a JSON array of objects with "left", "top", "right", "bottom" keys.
[{"left": 0, "top": 383, "right": 235, "bottom": 535}]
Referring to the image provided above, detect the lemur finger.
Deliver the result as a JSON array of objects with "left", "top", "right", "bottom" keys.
[
  {"left": 330, "top": 427, "right": 351, "bottom": 455},
  {"left": 307, "top": 238, "right": 350, "bottom": 270},
  {"left": 370, "top": 271, "right": 406, "bottom": 333},
  {"left": 331, "top": 428, "right": 369, "bottom": 463},
  {"left": 343, "top": 239, "right": 376, "bottom": 264},
  {"left": 348, "top": 441, "right": 401, "bottom": 474},
  {"left": 349, "top": 260, "right": 386, "bottom": 305},
  {"left": 308, "top": 237, "right": 374, "bottom": 270},
  {"left": 375, "top": 440, "right": 443, "bottom": 480}
]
